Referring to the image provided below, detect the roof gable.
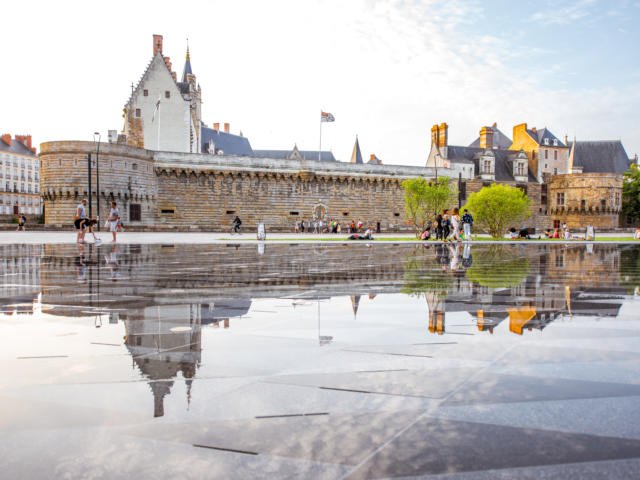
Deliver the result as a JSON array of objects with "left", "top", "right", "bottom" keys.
[
  {"left": 468, "top": 127, "right": 513, "bottom": 149},
  {"left": 125, "top": 52, "right": 181, "bottom": 106}
]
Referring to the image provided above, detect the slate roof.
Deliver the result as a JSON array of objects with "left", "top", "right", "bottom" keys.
[
  {"left": 528, "top": 127, "right": 566, "bottom": 147},
  {"left": 569, "top": 140, "right": 630, "bottom": 174},
  {"left": 445, "top": 145, "right": 534, "bottom": 182},
  {"left": 182, "top": 50, "right": 192, "bottom": 83},
  {"left": 0, "top": 138, "right": 36, "bottom": 157},
  {"left": 468, "top": 126, "right": 513, "bottom": 149},
  {"left": 351, "top": 137, "right": 363, "bottom": 164},
  {"left": 200, "top": 299, "right": 252, "bottom": 324},
  {"left": 252, "top": 149, "right": 336, "bottom": 161},
  {"left": 201, "top": 126, "right": 254, "bottom": 156}
]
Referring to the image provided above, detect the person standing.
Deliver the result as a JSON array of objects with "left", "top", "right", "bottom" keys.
[
  {"left": 461, "top": 209, "right": 473, "bottom": 240},
  {"left": 74, "top": 198, "right": 88, "bottom": 243},
  {"left": 108, "top": 201, "right": 120, "bottom": 243},
  {"left": 451, "top": 208, "right": 462, "bottom": 242},
  {"left": 442, "top": 210, "right": 451, "bottom": 241}
]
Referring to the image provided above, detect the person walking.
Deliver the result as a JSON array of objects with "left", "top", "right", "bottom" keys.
[
  {"left": 108, "top": 201, "right": 120, "bottom": 243},
  {"left": 461, "top": 209, "right": 473, "bottom": 240},
  {"left": 442, "top": 210, "right": 451, "bottom": 241},
  {"left": 451, "top": 208, "right": 462, "bottom": 242},
  {"left": 232, "top": 215, "right": 242, "bottom": 234},
  {"left": 74, "top": 198, "right": 88, "bottom": 243}
]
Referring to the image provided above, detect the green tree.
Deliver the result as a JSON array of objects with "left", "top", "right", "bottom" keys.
[
  {"left": 622, "top": 164, "right": 640, "bottom": 226},
  {"left": 402, "top": 177, "right": 452, "bottom": 237},
  {"left": 465, "top": 245, "right": 530, "bottom": 288},
  {"left": 463, "top": 184, "right": 531, "bottom": 239}
]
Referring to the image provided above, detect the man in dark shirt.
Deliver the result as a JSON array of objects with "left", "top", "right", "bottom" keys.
[{"left": 461, "top": 209, "right": 474, "bottom": 239}]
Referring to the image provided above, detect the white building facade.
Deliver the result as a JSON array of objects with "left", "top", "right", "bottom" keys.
[{"left": 0, "top": 134, "right": 41, "bottom": 217}]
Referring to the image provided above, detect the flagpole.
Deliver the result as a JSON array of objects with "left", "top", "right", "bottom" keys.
[{"left": 318, "top": 110, "right": 322, "bottom": 162}]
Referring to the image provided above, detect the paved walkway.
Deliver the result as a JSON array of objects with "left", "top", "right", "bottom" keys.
[{"left": 0, "top": 230, "right": 637, "bottom": 245}]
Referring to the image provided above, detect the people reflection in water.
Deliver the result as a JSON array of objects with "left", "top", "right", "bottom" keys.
[
  {"left": 105, "top": 244, "right": 120, "bottom": 281},
  {"left": 75, "top": 243, "right": 87, "bottom": 282}
]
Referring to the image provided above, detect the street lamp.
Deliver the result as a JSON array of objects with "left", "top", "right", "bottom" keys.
[
  {"left": 93, "top": 132, "right": 101, "bottom": 230},
  {"left": 434, "top": 152, "right": 442, "bottom": 181}
]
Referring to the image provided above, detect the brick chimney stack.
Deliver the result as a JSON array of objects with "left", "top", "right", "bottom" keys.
[
  {"left": 479, "top": 126, "right": 494, "bottom": 150},
  {"left": 213, "top": 123, "right": 220, "bottom": 131},
  {"left": 438, "top": 123, "right": 448, "bottom": 148},
  {"left": 224, "top": 123, "right": 230, "bottom": 133},
  {"left": 1, "top": 134, "right": 11, "bottom": 146},
  {"left": 153, "top": 34, "right": 163, "bottom": 56}
]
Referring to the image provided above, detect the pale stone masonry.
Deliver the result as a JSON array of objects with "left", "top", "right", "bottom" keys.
[{"left": 40, "top": 140, "right": 440, "bottom": 231}]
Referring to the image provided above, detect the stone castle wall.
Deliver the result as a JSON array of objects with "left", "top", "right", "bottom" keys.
[
  {"left": 39, "top": 141, "right": 157, "bottom": 226},
  {"left": 40, "top": 141, "right": 437, "bottom": 231},
  {"left": 548, "top": 173, "right": 622, "bottom": 229}
]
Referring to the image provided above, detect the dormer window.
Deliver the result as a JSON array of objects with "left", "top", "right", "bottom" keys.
[
  {"left": 165, "top": 91, "right": 170, "bottom": 98},
  {"left": 544, "top": 138, "right": 549, "bottom": 145},
  {"left": 553, "top": 139, "right": 558, "bottom": 146},
  {"left": 483, "top": 160, "right": 492, "bottom": 173},
  {"left": 516, "top": 162, "right": 525, "bottom": 176}
]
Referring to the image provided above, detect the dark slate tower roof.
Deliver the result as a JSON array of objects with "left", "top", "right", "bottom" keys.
[
  {"left": 182, "top": 46, "right": 193, "bottom": 82},
  {"left": 350, "top": 136, "right": 363, "bottom": 164},
  {"left": 570, "top": 140, "right": 630, "bottom": 174}
]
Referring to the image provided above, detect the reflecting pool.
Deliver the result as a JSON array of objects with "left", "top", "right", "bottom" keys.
[{"left": 1, "top": 243, "right": 640, "bottom": 479}]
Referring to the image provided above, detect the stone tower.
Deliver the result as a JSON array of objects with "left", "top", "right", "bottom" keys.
[{"left": 122, "top": 35, "right": 202, "bottom": 153}]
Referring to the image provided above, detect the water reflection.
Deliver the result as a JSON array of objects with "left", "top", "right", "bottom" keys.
[{"left": 0, "top": 242, "right": 638, "bottom": 417}]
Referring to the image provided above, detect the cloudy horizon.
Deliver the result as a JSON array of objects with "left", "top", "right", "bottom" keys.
[{"left": 2, "top": 0, "right": 638, "bottom": 165}]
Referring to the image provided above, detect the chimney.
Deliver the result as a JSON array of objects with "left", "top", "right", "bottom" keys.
[
  {"left": 564, "top": 134, "right": 569, "bottom": 146},
  {"left": 492, "top": 122, "right": 497, "bottom": 128},
  {"left": 370, "top": 154, "right": 376, "bottom": 161},
  {"left": 224, "top": 122, "right": 230, "bottom": 133},
  {"left": 430, "top": 124, "right": 439, "bottom": 146},
  {"left": 438, "top": 122, "right": 448, "bottom": 148},
  {"left": 213, "top": 122, "right": 220, "bottom": 131},
  {"left": 164, "top": 56, "right": 172, "bottom": 71},
  {"left": 153, "top": 34, "right": 163, "bottom": 56},
  {"left": 479, "top": 126, "right": 494, "bottom": 150},
  {"left": 16, "top": 135, "right": 32, "bottom": 149},
  {"left": 531, "top": 127, "right": 537, "bottom": 134},
  {"left": 1, "top": 134, "right": 11, "bottom": 146}
]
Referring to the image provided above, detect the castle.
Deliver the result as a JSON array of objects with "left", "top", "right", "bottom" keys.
[{"left": 39, "top": 34, "right": 631, "bottom": 231}]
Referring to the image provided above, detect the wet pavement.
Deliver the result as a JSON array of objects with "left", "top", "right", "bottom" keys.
[{"left": 1, "top": 242, "right": 639, "bottom": 479}]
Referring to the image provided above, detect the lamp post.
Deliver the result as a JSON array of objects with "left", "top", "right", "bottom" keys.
[
  {"left": 93, "top": 132, "right": 101, "bottom": 230},
  {"left": 434, "top": 152, "right": 442, "bottom": 181}
]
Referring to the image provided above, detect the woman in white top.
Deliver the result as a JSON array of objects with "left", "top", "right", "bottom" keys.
[
  {"left": 108, "top": 201, "right": 120, "bottom": 243},
  {"left": 451, "top": 208, "right": 461, "bottom": 242}
]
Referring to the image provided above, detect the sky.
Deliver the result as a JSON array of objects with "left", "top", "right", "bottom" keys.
[{"left": 1, "top": 0, "right": 639, "bottom": 166}]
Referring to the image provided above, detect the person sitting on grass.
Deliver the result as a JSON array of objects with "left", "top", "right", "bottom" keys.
[
  {"left": 519, "top": 227, "right": 531, "bottom": 240},
  {"left": 544, "top": 229, "right": 552, "bottom": 238},
  {"left": 421, "top": 226, "right": 431, "bottom": 241},
  {"left": 509, "top": 227, "right": 518, "bottom": 239}
]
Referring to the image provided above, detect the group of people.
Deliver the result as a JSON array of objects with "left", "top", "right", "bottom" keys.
[
  {"left": 74, "top": 198, "right": 121, "bottom": 244},
  {"left": 420, "top": 208, "right": 474, "bottom": 242},
  {"left": 294, "top": 218, "right": 382, "bottom": 235}
]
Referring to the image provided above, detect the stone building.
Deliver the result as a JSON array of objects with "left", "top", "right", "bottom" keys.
[
  {"left": 0, "top": 134, "right": 42, "bottom": 219},
  {"left": 427, "top": 122, "right": 629, "bottom": 230},
  {"left": 40, "top": 140, "right": 437, "bottom": 231}
]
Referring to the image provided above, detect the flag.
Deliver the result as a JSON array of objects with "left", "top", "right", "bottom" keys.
[{"left": 321, "top": 111, "right": 335, "bottom": 122}]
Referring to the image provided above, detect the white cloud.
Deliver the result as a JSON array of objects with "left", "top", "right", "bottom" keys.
[
  {"left": 529, "top": 0, "right": 597, "bottom": 26},
  {"left": 1, "top": 0, "right": 638, "bottom": 164}
]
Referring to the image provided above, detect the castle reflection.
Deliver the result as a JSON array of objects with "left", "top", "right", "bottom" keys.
[{"left": 1, "top": 242, "right": 637, "bottom": 417}]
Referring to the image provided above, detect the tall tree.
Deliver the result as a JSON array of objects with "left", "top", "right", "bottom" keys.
[
  {"left": 622, "top": 164, "right": 640, "bottom": 226},
  {"left": 463, "top": 184, "right": 531, "bottom": 239},
  {"left": 402, "top": 177, "right": 452, "bottom": 237}
]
